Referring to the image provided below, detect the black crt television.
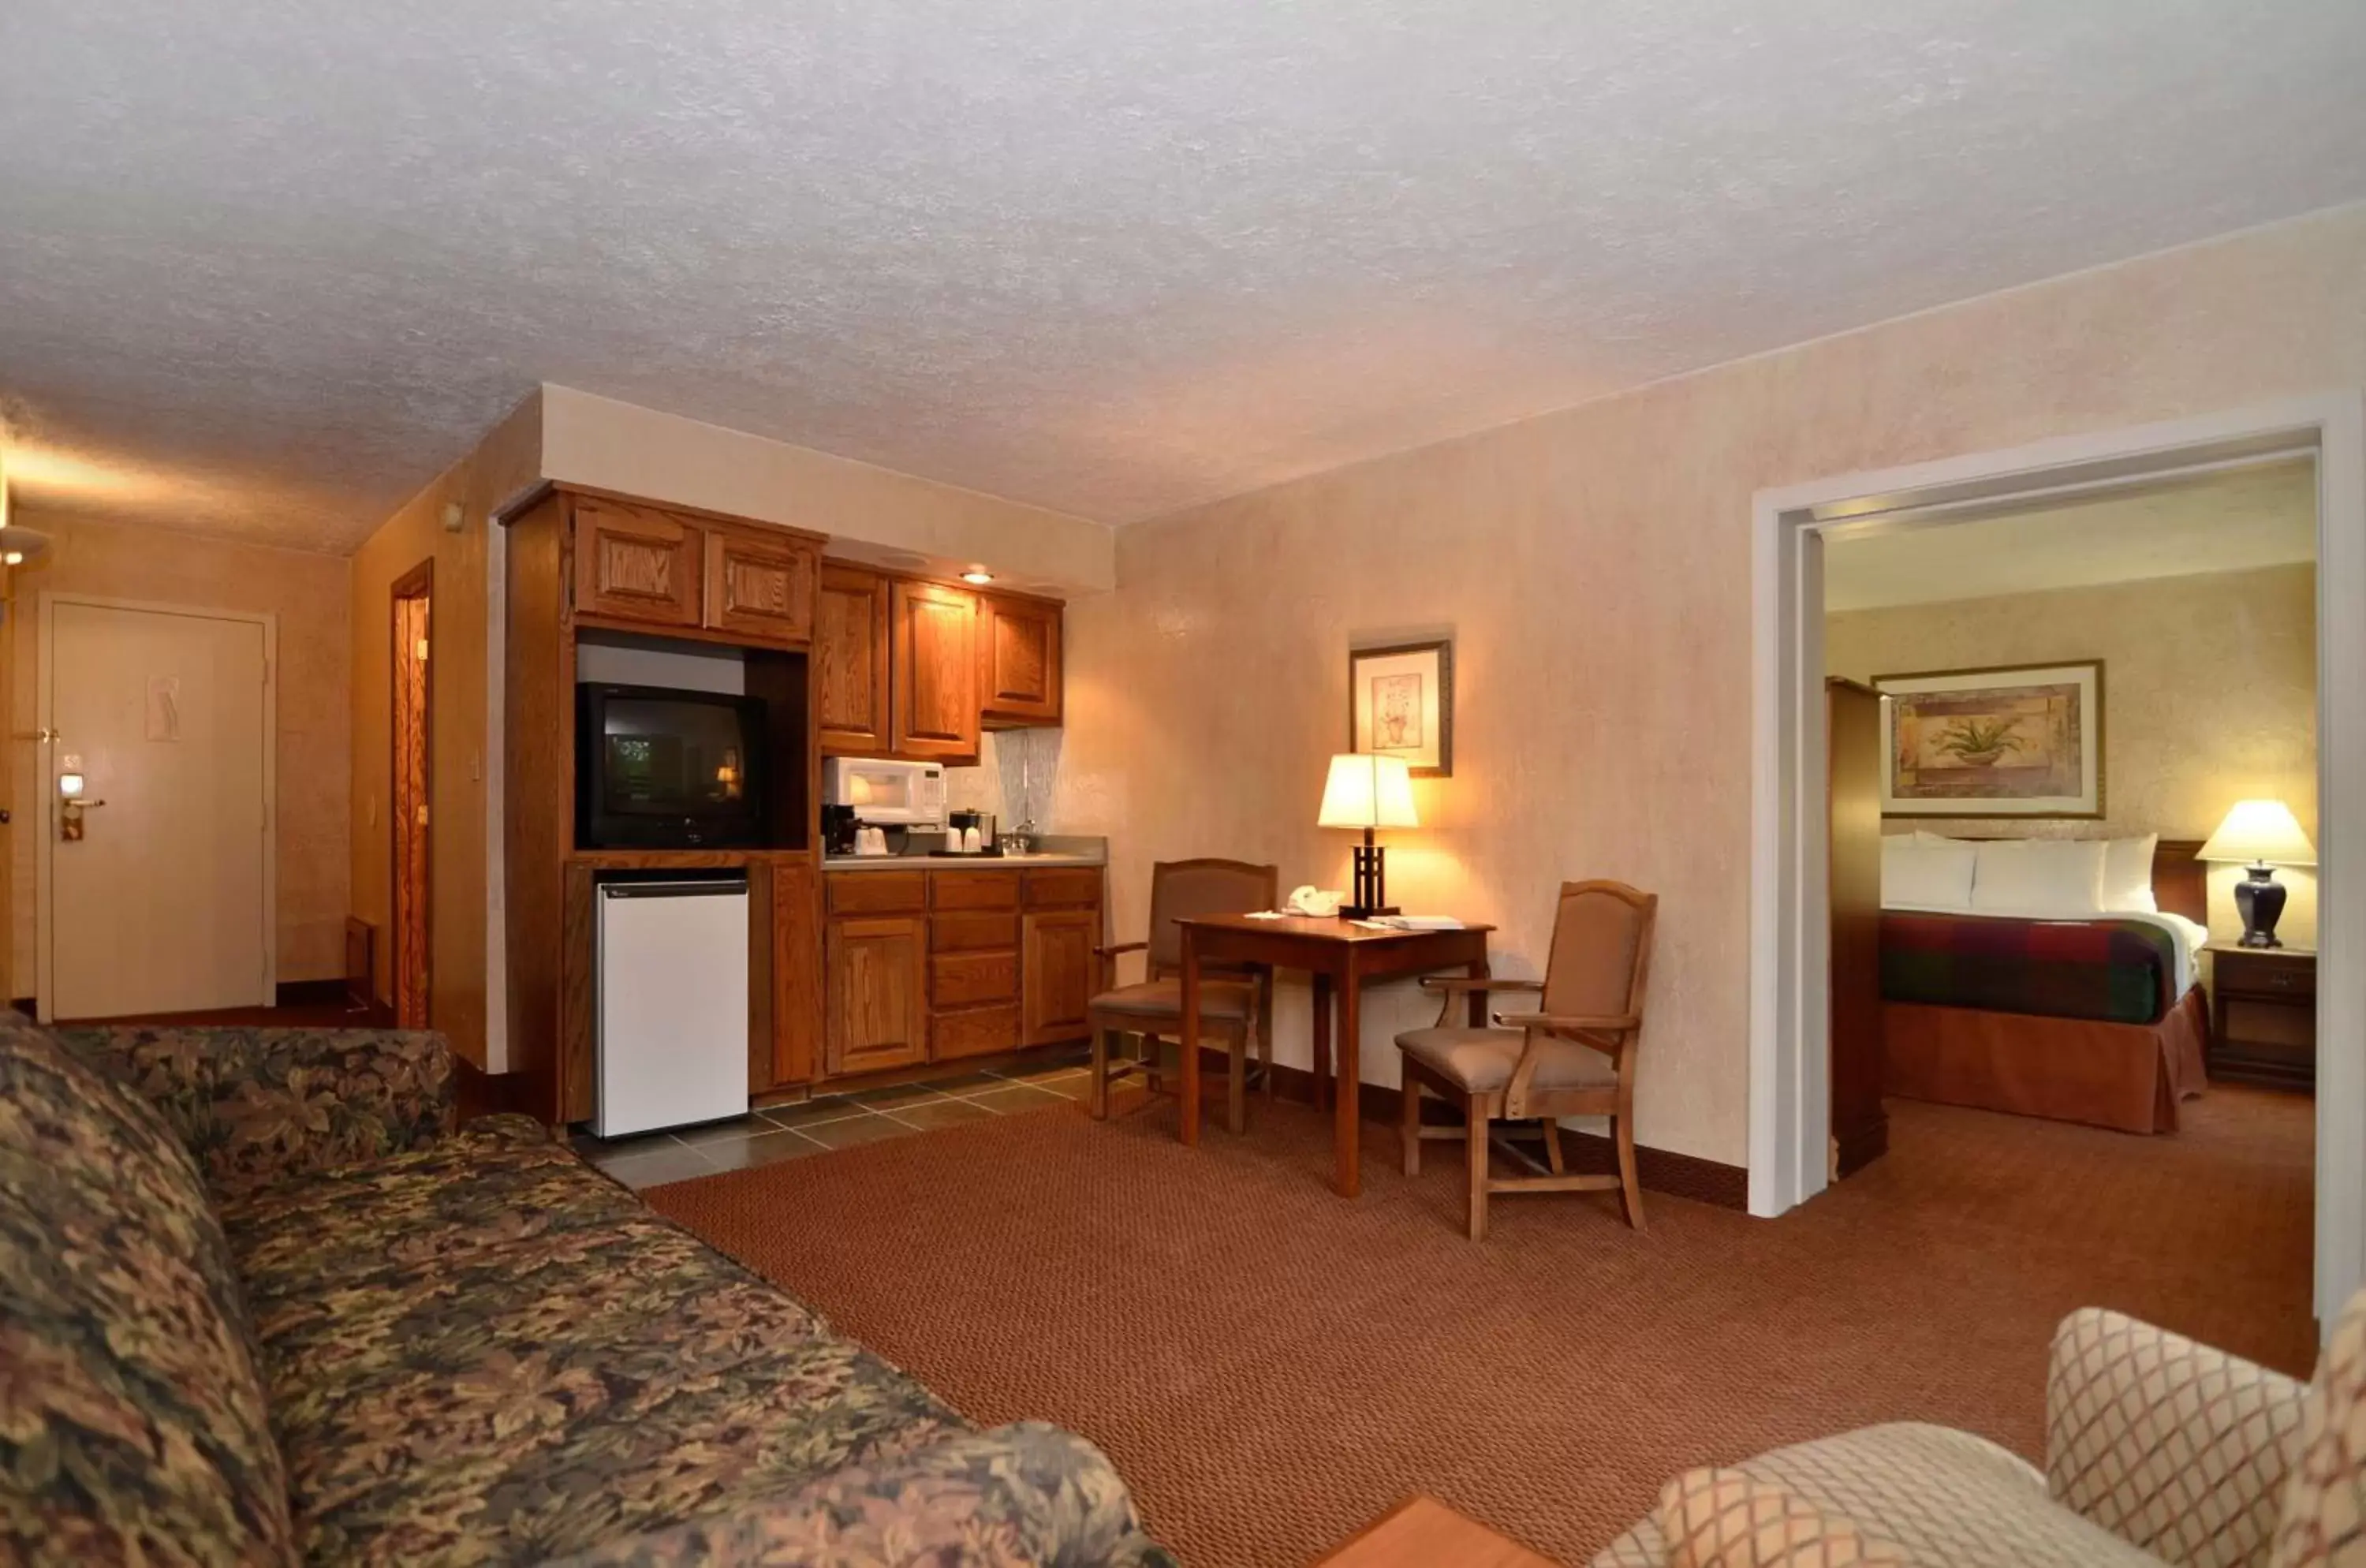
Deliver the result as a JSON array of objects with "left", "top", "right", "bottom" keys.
[{"left": 576, "top": 682, "right": 770, "bottom": 849}]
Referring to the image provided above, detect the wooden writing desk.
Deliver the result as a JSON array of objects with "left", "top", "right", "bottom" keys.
[{"left": 1177, "top": 912, "right": 1493, "bottom": 1197}]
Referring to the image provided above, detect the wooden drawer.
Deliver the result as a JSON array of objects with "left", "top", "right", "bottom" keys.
[
  {"left": 1023, "top": 868, "right": 1103, "bottom": 909},
  {"left": 931, "top": 870, "right": 1021, "bottom": 911},
  {"left": 931, "top": 911, "right": 1018, "bottom": 953},
  {"left": 932, "top": 1004, "right": 1021, "bottom": 1061},
  {"left": 932, "top": 950, "right": 1019, "bottom": 1007},
  {"left": 827, "top": 872, "right": 927, "bottom": 916},
  {"left": 2213, "top": 949, "right": 2316, "bottom": 999}
]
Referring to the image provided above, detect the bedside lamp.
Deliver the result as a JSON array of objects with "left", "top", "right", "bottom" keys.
[
  {"left": 2199, "top": 799, "right": 2316, "bottom": 949},
  {"left": 1319, "top": 753, "right": 1417, "bottom": 919}
]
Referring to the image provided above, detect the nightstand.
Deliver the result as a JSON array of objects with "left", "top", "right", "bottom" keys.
[{"left": 2207, "top": 945, "right": 2316, "bottom": 1092}]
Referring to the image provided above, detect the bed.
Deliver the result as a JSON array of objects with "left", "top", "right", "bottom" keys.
[{"left": 1878, "top": 835, "right": 2211, "bottom": 1133}]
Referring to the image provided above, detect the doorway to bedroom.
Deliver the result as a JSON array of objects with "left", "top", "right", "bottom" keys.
[
  {"left": 1813, "top": 459, "right": 2320, "bottom": 1369},
  {"left": 1749, "top": 397, "right": 2362, "bottom": 1372}
]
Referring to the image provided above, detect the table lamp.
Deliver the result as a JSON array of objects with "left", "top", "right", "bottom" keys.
[
  {"left": 1319, "top": 752, "right": 1417, "bottom": 919},
  {"left": 2199, "top": 798, "right": 2316, "bottom": 949}
]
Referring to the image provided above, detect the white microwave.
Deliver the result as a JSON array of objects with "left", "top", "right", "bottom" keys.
[{"left": 822, "top": 756, "right": 946, "bottom": 827}]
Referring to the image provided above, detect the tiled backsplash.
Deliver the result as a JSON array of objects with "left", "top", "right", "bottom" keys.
[{"left": 942, "top": 726, "right": 1063, "bottom": 833}]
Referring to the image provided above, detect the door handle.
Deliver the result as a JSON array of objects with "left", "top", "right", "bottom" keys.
[{"left": 58, "top": 798, "right": 106, "bottom": 842}]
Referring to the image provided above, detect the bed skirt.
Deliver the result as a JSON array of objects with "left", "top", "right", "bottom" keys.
[{"left": 1882, "top": 984, "right": 2211, "bottom": 1134}]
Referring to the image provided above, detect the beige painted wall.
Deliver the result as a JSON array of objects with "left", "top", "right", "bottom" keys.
[
  {"left": 539, "top": 385, "right": 1116, "bottom": 594},
  {"left": 1827, "top": 563, "right": 2319, "bottom": 946},
  {"left": 1058, "top": 201, "right": 2366, "bottom": 1169},
  {"left": 8, "top": 508, "right": 353, "bottom": 988},
  {"left": 348, "top": 393, "right": 541, "bottom": 1067}
]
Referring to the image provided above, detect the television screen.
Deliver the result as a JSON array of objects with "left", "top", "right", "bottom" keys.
[{"left": 577, "top": 684, "right": 767, "bottom": 848}]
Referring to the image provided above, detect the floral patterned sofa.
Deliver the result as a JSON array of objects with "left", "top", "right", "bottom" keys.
[
  {"left": 0, "top": 1013, "right": 1170, "bottom": 1566},
  {"left": 1592, "top": 1290, "right": 2366, "bottom": 1567}
]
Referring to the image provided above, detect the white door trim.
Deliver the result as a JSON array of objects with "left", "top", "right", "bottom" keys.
[
  {"left": 35, "top": 592, "right": 279, "bottom": 1021},
  {"left": 1748, "top": 391, "right": 2366, "bottom": 1328}
]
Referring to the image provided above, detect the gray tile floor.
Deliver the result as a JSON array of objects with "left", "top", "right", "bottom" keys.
[{"left": 572, "top": 1046, "right": 1099, "bottom": 1190}]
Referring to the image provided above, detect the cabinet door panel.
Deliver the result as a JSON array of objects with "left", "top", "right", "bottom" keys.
[
  {"left": 705, "top": 525, "right": 818, "bottom": 647},
  {"left": 816, "top": 565, "right": 891, "bottom": 753},
  {"left": 573, "top": 498, "right": 702, "bottom": 628},
  {"left": 1023, "top": 908, "right": 1099, "bottom": 1047},
  {"left": 890, "top": 581, "right": 980, "bottom": 762},
  {"left": 826, "top": 916, "right": 926, "bottom": 1076},
  {"left": 979, "top": 594, "right": 1063, "bottom": 726},
  {"left": 770, "top": 861, "right": 822, "bottom": 1088}
]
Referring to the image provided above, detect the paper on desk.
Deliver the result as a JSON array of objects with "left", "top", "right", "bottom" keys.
[
  {"left": 1356, "top": 915, "right": 1465, "bottom": 931},
  {"left": 1243, "top": 909, "right": 1289, "bottom": 920}
]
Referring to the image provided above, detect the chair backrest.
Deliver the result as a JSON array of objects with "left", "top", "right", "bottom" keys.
[
  {"left": 1540, "top": 880, "right": 1658, "bottom": 1026},
  {"left": 1146, "top": 859, "right": 1280, "bottom": 974}
]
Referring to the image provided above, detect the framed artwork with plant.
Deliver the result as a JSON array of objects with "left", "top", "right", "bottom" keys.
[
  {"left": 1873, "top": 661, "right": 2103, "bottom": 818},
  {"left": 1349, "top": 638, "right": 1453, "bottom": 777}
]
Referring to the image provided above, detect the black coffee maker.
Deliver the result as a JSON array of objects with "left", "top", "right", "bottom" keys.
[{"left": 821, "top": 804, "right": 859, "bottom": 856}]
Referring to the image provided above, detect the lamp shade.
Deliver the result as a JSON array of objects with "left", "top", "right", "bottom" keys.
[
  {"left": 2198, "top": 799, "right": 2317, "bottom": 867},
  {"left": 1318, "top": 753, "right": 1417, "bottom": 830}
]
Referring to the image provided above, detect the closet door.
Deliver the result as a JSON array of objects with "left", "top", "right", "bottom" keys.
[{"left": 1828, "top": 677, "right": 1888, "bottom": 1178}]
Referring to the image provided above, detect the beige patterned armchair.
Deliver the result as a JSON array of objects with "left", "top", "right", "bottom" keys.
[{"left": 1593, "top": 1292, "right": 2366, "bottom": 1567}]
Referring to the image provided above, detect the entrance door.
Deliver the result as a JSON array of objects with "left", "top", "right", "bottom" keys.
[
  {"left": 44, "top": 598, "right": 272, "bottom": 1019},
  {"left": 392, "top": 564, "right": 431, "bottom": 1029}
]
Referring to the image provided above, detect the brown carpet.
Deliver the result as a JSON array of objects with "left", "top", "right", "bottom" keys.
[{"left": 646, "top": 1086, "right": 2315, "bottom": 1568}]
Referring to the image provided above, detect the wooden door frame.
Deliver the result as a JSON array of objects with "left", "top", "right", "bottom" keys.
[
  {"left": 34, "top": 592, "right": 278, "bottom": 1022},
  {"left": 1749, "top": 391, "right": 2365, "bottom": 1331},
  {"left": 390, "top": 560, "right": 433, "bottom": 1029}
]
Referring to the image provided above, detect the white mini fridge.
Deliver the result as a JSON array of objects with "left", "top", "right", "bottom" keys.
[{"left": 594, "top": 875, "right": 750, "bottom": 1138}]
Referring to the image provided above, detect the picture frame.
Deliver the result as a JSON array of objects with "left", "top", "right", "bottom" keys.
[
  {"left": 1874, "top": 660, "right": 2103, "bottom": 818},
  {"left": 1349, "top": 639, "right": 1453, "bottom": 777}
]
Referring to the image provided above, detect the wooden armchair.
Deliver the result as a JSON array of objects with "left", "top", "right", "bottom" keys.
[
  {"left": 1088, "top": 859, "right": 1278, "bottom": 1134},
  {"left": 1395, "top": 879, "right": 1657, "bottom": 1240}
]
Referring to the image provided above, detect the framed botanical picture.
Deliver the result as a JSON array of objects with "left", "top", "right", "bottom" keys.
[
  {"left": 1874, "top": 661, "right": 2103, "bottom": 818},
  {"left": 1349, "top": 639, "right": 1453, "bottom": 777}
]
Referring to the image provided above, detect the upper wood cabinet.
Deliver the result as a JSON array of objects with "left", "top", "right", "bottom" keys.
[
  {"left": 567, "top": 491, "right": 820, "bottom": 650},
  {"left": 816, "top": 564, "right": 892, "bottom": 754},
  {"left": 705, "top": 522, "right": 818, "bottom": 646},
  {"left": 978, "top": 593, "right": 1063, "bottom": 727},
  {"left": 573, "top": 496, "right": 702, "bottom": 629},
  {"left": 890, "top": 580, "right": 981, "bottom": 763}
]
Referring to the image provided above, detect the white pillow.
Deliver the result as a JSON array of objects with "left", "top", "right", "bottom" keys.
[
  {"left": 1970, "top": 838, "right": 2107, "bottom": 914},
  {"left": 1882, "top": 837, "right": 1978, "bottom": 909},
  {"left": 2101, "top": 834, "right": 2159, "bottom": 913}
]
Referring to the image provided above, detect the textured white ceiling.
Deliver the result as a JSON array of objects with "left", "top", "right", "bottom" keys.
[
  {"left": 3, "top": 2, "right": 2364, "bottom": 552},
  {"left": 1824, "top": 460, "right": 2319, "bottom": 612}
]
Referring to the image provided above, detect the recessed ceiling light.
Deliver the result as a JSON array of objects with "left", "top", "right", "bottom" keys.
[{"left": 960, "top": 569, "right": 993, "bottom": 585}]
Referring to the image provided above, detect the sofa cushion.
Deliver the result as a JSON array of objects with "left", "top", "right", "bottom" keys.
[
  {"left": 2272, "top": 1289, "right": 2366, "bottom": 1567},
  {"left": 1592, "top": 1424, "right": 2159, "bottom": 1568},
  {"left": 229, "top": 1135, "right": 961, "bottom": 1564},
  {"left": 0, "top": 1017, "right": 297, "bottom": 1564},
  {"left": 1656, "top": 1468, "right": 1906, "bottom": 1566}
]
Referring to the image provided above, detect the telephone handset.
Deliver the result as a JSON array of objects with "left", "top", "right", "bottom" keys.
[{"left": 1287, "top": 885, "right": 1344, "bottom": 918}]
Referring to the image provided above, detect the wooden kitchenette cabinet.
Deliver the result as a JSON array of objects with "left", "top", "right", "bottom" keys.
[
  {"left": 890, "top": 579, "right": 981, "bottom": 762},
  {"left": 816, "top": 565, "right": 1066, "bottom": 760},
  {"left": 815, "top": 564, "right": 892, "bottom": 752},
  {"left": 978, "top": 592, "right": 1063, "bottom": 726},
  {"left": 568, "top": 491, "right": 821, "bottom": 651},
  {"left": 822, "top": 865, "right": 1102, "bottom": 1078}
]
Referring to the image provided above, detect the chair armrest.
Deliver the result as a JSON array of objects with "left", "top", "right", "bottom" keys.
[
  {"left": 1418, "top": 976, "right": 1542, "bottom": 995},
  {"left": 59, "top": 1025, "right": 456, "bottom": 1200},
  {"left": 1494, "top": 1010, "right": 1640, "bottom": 1032},
  {"left": 1093, "top": 941, "right": 1149, "bottom": 960},
  {"left": 539, "top": 1422, "right": 1177, "bottom": 1567},
  {"left": 2047, "top": 1306, "right": 2309, "bottom": 1567}
]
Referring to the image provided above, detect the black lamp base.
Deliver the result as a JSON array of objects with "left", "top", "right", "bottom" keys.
[
  {"left": 1345, "top": 834, "right": 1394, "bottom": 921},
  {"left": 2234, "top": 864, "right": 2289, "bottom": 949}
]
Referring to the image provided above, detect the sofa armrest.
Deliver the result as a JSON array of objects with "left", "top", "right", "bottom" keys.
[
  {"left": 540, "top": 1423, "right": 1175, "bottom": 1568},
  {"left": 58, "top": 1025, "right": 456, "bottom": 1199},
  {"left": 2047, "top": 1306, "right": 2310, "bottom": 1568}
]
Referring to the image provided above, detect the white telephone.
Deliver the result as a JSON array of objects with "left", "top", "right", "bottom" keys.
[{"left": 1287, "top": 886, "right": 1345, "bottom": 918}]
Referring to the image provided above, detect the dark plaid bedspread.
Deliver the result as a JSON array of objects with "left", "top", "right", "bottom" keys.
[{"left": 1879, "top": 911, "right": 2178, "bottom": 1025}]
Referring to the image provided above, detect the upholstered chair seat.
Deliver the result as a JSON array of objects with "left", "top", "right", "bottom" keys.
[
  {"left": 1089, "top": 977, "right": 1256, "bottom": 1022},
  {"left": 1396, "top": 1026, "right": 1620, "bottom": 1094}
]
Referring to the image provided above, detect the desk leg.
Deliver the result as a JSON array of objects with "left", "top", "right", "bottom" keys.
[
  {"left": 1334, "top": 954, "right": 1362, "bottom": 1197},
  {"left": 1467, "top": 950, "right": 1491, "bottom": 1027},
  {"left": 1311, "top": 973, "right": 1334, "bottom": 1112},
  {"left": 1178, "top": 927, "right": 1202, "bottom": 1147}
]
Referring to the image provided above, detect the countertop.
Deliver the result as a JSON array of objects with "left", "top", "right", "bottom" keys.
[{"left": 822, "top": 834, "right": 1106, "bottom": 872}]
